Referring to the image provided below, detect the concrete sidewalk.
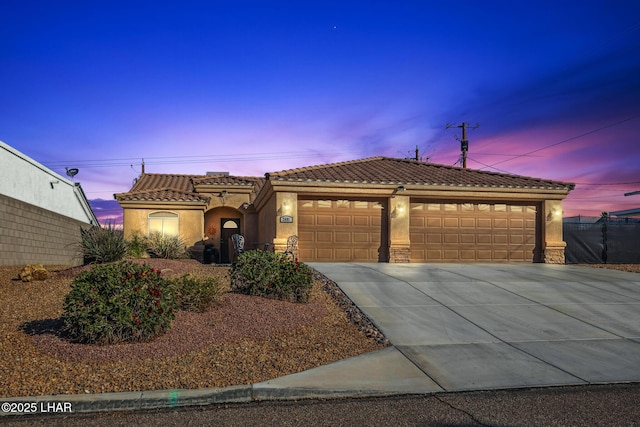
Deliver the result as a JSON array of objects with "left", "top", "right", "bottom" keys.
[{"left": 3, "top": 263, "right": 639, "bottom": 414}]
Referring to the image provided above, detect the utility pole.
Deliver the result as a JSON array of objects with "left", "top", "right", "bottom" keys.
[{"left": 446, "top": 122, "right": 479, "bottom": 168}]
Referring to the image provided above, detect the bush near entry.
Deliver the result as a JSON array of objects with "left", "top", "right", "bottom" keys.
[
  {"left": 62, "top": 261, "right": 177, "bottom": 344},
  {"left": 169, "top": 274, "right": 223, "bottom": 313},
  {"left": 230, "top": 250, "right": 313, "bottom": 303}
]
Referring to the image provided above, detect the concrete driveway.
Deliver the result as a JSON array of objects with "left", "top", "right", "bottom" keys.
[{"left": 299, "top": 263, "right": 640, "bottom": 393}]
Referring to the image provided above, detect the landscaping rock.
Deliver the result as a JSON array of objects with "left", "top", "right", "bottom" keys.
[{"left": 19, "top": 264, "right": 49, "bottom": 282}]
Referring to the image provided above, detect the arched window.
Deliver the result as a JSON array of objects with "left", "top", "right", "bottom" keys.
[
  {"left": 222, "top": 220, "right": 239, "bottom": 229},
  {"left": 148, "top": 211, "right": 179, "bottom": 237}
]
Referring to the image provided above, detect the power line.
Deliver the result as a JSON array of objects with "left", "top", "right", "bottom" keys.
[
  {"left": 41, "top": 149, "right": 361, "bottom": 168},
  {"left": 478, "top": 114, "right": 640, "bottom": 171}
]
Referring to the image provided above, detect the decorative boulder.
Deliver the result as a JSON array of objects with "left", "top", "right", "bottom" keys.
[{"left": 19, "top": 264, "right": 49, "bottom": 282}]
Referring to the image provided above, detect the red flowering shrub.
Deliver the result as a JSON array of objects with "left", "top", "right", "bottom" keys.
[
  {"left": 230, "top": 250, "right": 313, "bottom": 302},
  {"left": 62, "top": 261, "right": 177, "bottom": 344}
]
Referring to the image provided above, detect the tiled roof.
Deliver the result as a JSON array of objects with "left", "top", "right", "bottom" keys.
[
  {"left": 130, "top": 173, "right": 200, "bottom": 192},
  {"left": 115, "top": 174, "right": 206, "bottom": 203},
  {"left": 267, "top": 157, "right": 575, "bottom": 190},
  {"left": 115, "top": 188, "right": 210, "bottom": 203},
  {"left": 192, "top": 175, "right": 262, "bottom": 186},
  {"left": 115, "top": 173, "right": 265, "bottom": 203}
]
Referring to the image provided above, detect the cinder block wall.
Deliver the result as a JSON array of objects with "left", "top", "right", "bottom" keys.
[{"left": 0, "top": 194, "right": 88, "bottom": 266}]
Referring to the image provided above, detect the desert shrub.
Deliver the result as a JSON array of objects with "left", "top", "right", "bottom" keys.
[
  {"left": 230, "top": 250, "right": 313, "bottom": 302},
  {"left": 146, "top": 232, "right": 189, "bottom": 259},
  {"left": 62, "top": 261, "right": 177, "bottom": 344},
  {"left": 169, "top": 274, "right": 223, "bottom": 312},
  {"left": 126, "top": 231, "right": 148, "bottom": 258},
  {"left": 80, "top": 224, "right": 127, "bottom": 264}
]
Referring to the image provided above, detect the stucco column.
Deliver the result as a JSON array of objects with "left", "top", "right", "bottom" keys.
[
  {"left": 542, "top": 199, "right": 566, "bottom": 264},
  {"left": 273, "top": 192, "right": 298, "bottom": 255},
  {"left": 388, "top": 195, "right": 411, "bottom": 263}
]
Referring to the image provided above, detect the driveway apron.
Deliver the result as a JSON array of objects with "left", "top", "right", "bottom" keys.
[{"left": 310, "top": 263, "right": 640, "bottom": 392}]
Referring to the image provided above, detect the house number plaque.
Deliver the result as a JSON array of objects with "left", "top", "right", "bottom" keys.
[{"left": 280, "top": 215, "right": 293, "bottom": 223}]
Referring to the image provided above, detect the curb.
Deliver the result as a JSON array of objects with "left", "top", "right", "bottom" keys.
[{"left": 0, "top": 385, "right": 402, "bottom": 416}]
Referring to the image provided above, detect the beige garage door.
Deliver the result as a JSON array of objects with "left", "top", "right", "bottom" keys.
[
  {"left": 410, "top": 201, "right": 539, "bottom": 262},
  {"left": 298, "top": 198, "right": 387, "bottom": 262}
]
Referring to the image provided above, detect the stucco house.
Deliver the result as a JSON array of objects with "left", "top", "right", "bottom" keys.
[
  {"left": 115, "top": 157, "right": 575, "bottom": 264},
  {"left": 1, "top": 140, "right": 99, "bottom": 266}
]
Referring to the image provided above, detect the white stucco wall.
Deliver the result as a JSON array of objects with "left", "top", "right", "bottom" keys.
[{"left": 0, "top": 140, "right": 98, "bottom": 225}]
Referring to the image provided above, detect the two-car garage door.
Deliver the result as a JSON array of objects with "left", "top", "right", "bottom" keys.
[
  {"left": 409, "top": 201, "right": 539, "bottom": 262},
  {"left": 298, "top": 197, "right": 539, "bottom": 262}
]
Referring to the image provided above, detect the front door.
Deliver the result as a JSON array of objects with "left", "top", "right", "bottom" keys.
[{"left": 220, "top": 218, "right": 241, "bottom": 263}]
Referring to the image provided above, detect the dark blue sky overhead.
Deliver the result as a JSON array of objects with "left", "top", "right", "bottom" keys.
[{"left": 2, "top": 1, "right": 639, "bottom": 223}]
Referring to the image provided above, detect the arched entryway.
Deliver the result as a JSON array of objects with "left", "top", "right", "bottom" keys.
[{"left": 204, "top": 206, "right": 243, "bottom": 263}]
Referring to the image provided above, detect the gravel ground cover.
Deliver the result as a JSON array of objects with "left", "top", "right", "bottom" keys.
[
  {"left": 0, "top": 259, "right": 386, "bottom": 398},
  {"left": 575, "top": 264, "right": 640, "bottom": 274},
  {"left": 1, "top": 261, "right": 637, "bottom": 399}
]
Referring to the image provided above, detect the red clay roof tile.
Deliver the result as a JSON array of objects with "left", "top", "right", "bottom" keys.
[{"left": 267, "top": 157, "right": 575, "bottom": 190}]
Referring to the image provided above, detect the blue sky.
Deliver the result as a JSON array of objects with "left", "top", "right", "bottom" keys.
[{"left": 2, "top": 1, "right": 639, "bottom": 224}]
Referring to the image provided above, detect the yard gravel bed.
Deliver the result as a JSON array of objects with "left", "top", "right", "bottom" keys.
[{"left": 0, "top": 259, "right": 386, "bottom": 398}]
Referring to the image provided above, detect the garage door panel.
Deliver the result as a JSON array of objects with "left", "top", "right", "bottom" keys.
[
  {"left": 493, "top": 219, "right": 508, "bottom": 228},
  {"left": 410, "top": 233, "right": 425, "bottom": 244},
  {"left": 353, "top": 248, "right": 371, "bottom": 259},
  {"left": 316, "top": 231, "right": 333, "bottom": 242},
  {"left": 477, "top": 218, "right": 492, "bottom": 228},
  {"left": 493, "top": 250, "right": 508, "bottom": 260},
  {"left": 335, "top": 232, "right": 351, "bottom": 243},
  {"left": 444, "top": 234, "right": 459, "bottom": 244},
  {"left": 460, "top": 234, "right": 475, "bottom": 244},
  {"left": 316, "top": 215, "right": 334, "bottom": 226},
  {"left": 493, "top": 234, "right": 508, "bottom": 244},
  {"left": 411, "top": 217, "right": 425, "bottom": 227},
  {"left": 510, "top": 218, "right": 525, "bottom": 228},
  {"left": 460, "top": 218, "right": 475, "bottom": 228},
  {"left": 298, "top": 231, "right": 314, "bottom": 241},
  {"left": 478, "top": 234, "right": 492, "bottom": 244},
  {"left": 444, "top": 250, "right": 460, "bottom": 260},
  {"left": 353, "top": 232, "right": 371, "bottom": 243},
  {"left": 353, "top": 216, "right": 370, "bottom": 226},
  {"left": 427, "top": 218, "right": 442, "bottom": 227},
  {"left": 411, "top": 201, "right": 538, "bottom": 262},
  {"left": 335, "top": 215, "right": 351, "bottom": 226},
  {"left": 427, "top": 234, "right": 442, "bottom": 243},
  {"left": 460, "top": 250, "right": 476, "bottom": 260},
  {"left": 299, "top": 214, "right": 315, "bottom": 226},
  {"left": 334, "top": 248, "right": 352, "bottom": 259},
  {"left": 444, "top": 218, "right": 459, "bottom": 227}
]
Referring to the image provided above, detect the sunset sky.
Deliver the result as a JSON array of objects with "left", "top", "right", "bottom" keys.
[{"left": 2, "top": 1, "right": 639, "bottom": 224}]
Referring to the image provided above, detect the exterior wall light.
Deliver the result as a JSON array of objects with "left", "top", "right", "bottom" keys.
[{"left": 282, "top": 200, "right": 291, "bottom": 214}]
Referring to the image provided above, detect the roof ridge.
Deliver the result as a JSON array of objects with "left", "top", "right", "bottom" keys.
[
  {"left": 139, "top": 173, "right": 205, "bottom": 179},
  {"left": 268, "top": 156, "right": 385, "bottom": 177},
  {"left": 192, "top": 174, "right": 261, "bottom": 181},
  {"left": 119, "top": 186, "right": 199, "bottom": 196}
]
